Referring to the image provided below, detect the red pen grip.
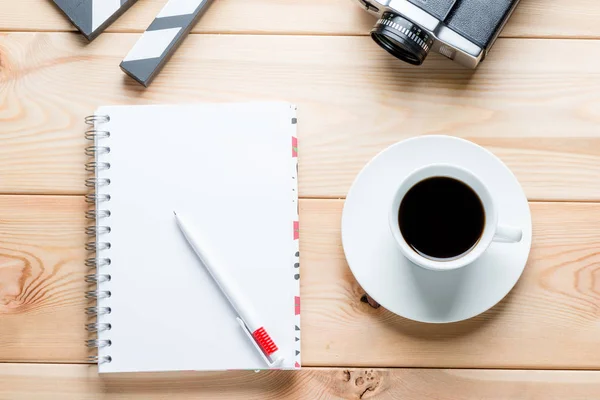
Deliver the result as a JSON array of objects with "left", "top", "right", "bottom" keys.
[{"left": 252, "top": 327, "right": 278, "bottom": 355}]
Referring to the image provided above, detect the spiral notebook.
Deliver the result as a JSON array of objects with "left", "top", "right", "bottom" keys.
[{"left": 85, "top": 102, "right": 300, "bottom": 373}]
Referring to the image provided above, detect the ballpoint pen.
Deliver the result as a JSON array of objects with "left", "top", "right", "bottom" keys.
[{"left": 173, "top": 211, "right": 283, "bottom": 367}]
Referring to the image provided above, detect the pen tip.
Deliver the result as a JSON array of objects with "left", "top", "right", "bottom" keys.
[{"left": 173, "top": 211, "right": 177, "bottom": 216}]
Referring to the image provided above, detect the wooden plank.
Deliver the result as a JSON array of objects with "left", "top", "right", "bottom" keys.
[
  {"left": 1, "top": 33, "right": 599, "bottom": 200},
  {"left": 2, "top": 364, "right": 600, "bottom": 400},
  {"left": 0, "top": 0, "right": 599, "bottom": 38},
  {"left": 0, "top": 196, "right": 86, "bottom": 362},
  {"left": 301, "top": 200, "right": 600, "bottom": 368},
  {"left": 1, "top": 196, "right": 600, "bottom": 368}
]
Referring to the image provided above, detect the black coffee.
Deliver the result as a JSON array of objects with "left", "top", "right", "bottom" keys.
[{"left": 398, "top": 177, "right": 484, "bottom": 259}]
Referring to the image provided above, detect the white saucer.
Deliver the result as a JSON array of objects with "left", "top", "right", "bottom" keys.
[{"left": 341, "top": 136, "right": 532, "bottom": 323}]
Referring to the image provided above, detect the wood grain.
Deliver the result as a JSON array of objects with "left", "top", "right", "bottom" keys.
[
  {"left": 2, "top": 365, "right": 600, "bottom": 400},
  {"left": 1, "top": 196, "right": 599, "bottom": 368},
  {"left": 301, "top": 200, "right": 600, "bottom": 368},
  {"left": 1, "top": 0, "right": 600, "bottom": 38},
  {"left": 0, "top": 0, "right": 598, "bottom": 396},
  {"left": 0, "top": 195, "right": 86, "bottom": 362},
  {"left": 1, "top": 33, "right": 599, "bottom": 199}
]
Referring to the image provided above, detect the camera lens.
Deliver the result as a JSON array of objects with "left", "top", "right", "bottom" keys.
[{"left": 371, "top": 13, "right": 433, "bottom": 65}]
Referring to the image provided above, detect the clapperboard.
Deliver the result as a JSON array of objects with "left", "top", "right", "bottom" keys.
[{"left": 53, "top": 0, "right": 214, "bottom": 86}]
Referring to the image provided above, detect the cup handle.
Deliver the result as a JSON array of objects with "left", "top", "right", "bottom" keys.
[{"left": 493, "top": 224, "right": 522, "bottom": 243}]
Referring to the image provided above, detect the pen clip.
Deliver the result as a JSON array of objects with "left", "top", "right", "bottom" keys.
[{"left": 236, "top": 317, "right": 283, "bottom": 369}]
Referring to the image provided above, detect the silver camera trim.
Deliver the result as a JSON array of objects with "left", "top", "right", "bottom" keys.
[{"left": 357, "top": 0, "right": 520, "bottom": 68}]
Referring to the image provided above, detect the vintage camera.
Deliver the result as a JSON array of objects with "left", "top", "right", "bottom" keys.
[{"left": 356, "top": 0, "right": 521, "bottom": 68}]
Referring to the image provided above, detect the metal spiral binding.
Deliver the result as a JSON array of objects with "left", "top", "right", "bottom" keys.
[
  {"left": 86, "top": 193, "right": 111, "bottom": 203},
  {"left": 85, "top": 161, "right": 110, "bottom": 172},
  {"left": 85, "top": 129, "right": 110, "bottom": 140},
  {"left": 85, "top": 178, "right": 111, "bottom": 187},
  {"left": 85, "top": 242, "right": 111, "bottom": 251},
  {"left": 85, "top": 115, "right": 110, "bottom": 124},
  {"left": 86, "top": 210, "right": 111, "bottom": 219},
  {"left": 86, "top": 322, "right": 112, "bottom": 332},
  {"left": 86, "top": 226, "right": 111, "bottom": 235},
  {"left": 85, "top": 114, "right": 112, "bottom": 363},
  {"left": 85, "top": 146, "right": 111, "bottom": 157},
  {"left": 85, "top": 290, "right": 111, "bottom": 300},
  {"left": 86, "top": 258, "right": 111, "bottom": 268},
  {"left": 86, "top": 306, "right": 111, "bottom": 316},
  {"left": 85, "top": 274, "right": 111, "bottom": 284},
  {"left": 88, "top": 355, "right": 112, "bottom": 364},
  {"left": 86, "top": 339, "right": 112, "bottom": 348}
]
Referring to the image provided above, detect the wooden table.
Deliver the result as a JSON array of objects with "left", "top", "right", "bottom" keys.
[{"left": 1, "top": 0, "right": 600, "bottom": 398}]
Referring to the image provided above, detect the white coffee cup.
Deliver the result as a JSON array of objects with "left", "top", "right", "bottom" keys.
[{"left": 388, "top": 164, "right": 522, "bottom": 271}]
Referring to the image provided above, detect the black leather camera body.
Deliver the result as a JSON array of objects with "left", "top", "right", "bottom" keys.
[{"left": 356, "top": 0, "right": 521, "bottom": 68}]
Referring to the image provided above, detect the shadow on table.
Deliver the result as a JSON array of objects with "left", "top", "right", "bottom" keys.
[
  {"left": 361, "top": 281, "right": 518, "bottom": 340},
  {"left": 98, "top": 369, "right": 298, "bottom": 396},
  {"left": 374, "top": 51, "right": 481, "bottom": 92}
]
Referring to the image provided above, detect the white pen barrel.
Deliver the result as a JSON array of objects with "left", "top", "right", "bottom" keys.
[{"left": 176, "top": 215, "right": 261, "bottom": 331}]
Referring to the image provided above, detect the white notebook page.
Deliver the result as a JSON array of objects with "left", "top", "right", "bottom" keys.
[{"left": 94, "top": 103, "right": 299, "bottom": 373}]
